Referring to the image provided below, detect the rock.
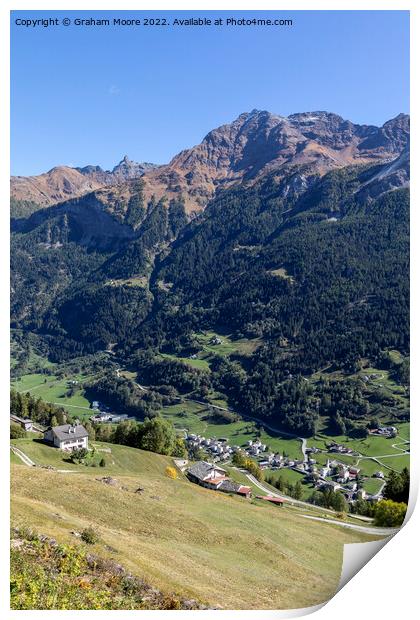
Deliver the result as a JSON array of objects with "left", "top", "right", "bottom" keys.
[{"left": 10, "top": 539, "right": 24, "bottom": 548}]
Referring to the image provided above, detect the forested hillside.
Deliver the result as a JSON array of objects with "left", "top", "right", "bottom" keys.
[{"left": 10, "top": 110, "right": 410, "bottom": 435}]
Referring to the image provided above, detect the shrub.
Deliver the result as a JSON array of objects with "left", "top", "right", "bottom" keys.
[
  {"left": 99, "top": 457, "right": 106, "bottom": 467},
  {"left": 81, "top": 526, "right": 99, "bottom": 545},
  {"left": 165, "top": 466, "right": 177, "bottom": 479},
  {"left": 69, "top": 448, "right": 89, "bottom": 464},
  {"left": 373, "top": 499, "right": 407, "bottom": 527},
  {"left": 10, "top": 423, "right": 26, "bottom": 439}
]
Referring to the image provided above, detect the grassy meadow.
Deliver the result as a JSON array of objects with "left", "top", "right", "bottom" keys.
[{"left": 11, "top": 439, "right": 387, "bottom": 610}]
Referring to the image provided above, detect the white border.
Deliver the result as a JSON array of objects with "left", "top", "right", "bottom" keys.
[{"left": 1, "top": 2, "right": 418, "bottom": 619}]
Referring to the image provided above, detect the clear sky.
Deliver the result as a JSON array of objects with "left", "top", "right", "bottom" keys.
[{"left": 11, "top": 10, "right": 409, "bottom": 176}]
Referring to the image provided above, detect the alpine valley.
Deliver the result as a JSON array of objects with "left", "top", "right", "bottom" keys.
[{"left": 10, "top": 109, "right": 410, "bottom": 609}]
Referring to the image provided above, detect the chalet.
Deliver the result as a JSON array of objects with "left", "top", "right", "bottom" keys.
[
  {"left": 348, "top": 467, "right": 360, "bottom": 479},
  {"left": 44, "top": 423, "right": 89, "bottom": 451},
  {"left": 186, "top": 461, "right": 251, "bottom": 498},
  {"left": 10, "top": 414, "right": 33, "bottom": 432}
]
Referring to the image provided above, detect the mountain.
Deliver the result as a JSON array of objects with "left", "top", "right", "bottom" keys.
[
  {"left": 138, "top": 110, "right": 409, "bottom": 212},
  {"left": 10, "top": 157, "right": 157, "bottom": 209},
  {"left": 10, "top": 109, "right": 410, "bottom": 434},
  {"left": 11, "top": 111, "right": 409, "bottom": 214}
]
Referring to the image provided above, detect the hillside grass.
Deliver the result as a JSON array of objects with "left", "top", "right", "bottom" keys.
[{"left": 11, "top": 440, "right": 386, "bottom": 610}]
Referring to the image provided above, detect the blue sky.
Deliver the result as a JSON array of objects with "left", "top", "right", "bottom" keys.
[{"left": 11, "top": 10, "right": 409, "bottom": 176}]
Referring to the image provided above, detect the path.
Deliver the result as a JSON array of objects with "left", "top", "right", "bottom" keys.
[
  {"left": 11, "top": 446, "right": 36, "bottom": 467},
  {"left": 10, "top": 446, "right": 76, "bottom": 474},
  {"left": 298, "top": 515, "right": 398, "bottom": 537},
  {"left": 52, "top": 402, "right": 92, "bottom": 411}
]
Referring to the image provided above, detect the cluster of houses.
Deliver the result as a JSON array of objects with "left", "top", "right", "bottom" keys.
[
  {"left": 185, "top": 433, "right": 236, "bottom": 462},
  {"left": 245, "top": 439, "right": 267, "bottom": 456},
  {"left": 326, "top": 442, "right": 355, "bottom": 455},
  {"left": 90, "top": 412, "right": 132, "bottom": 424},
  {"left": 90, "top": 401, "right": 134, "bottom": 424},
  {"left": 368, "top": 425, "right": 398, "bottom": 438}
]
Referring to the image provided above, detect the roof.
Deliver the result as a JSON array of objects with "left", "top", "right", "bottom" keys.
[
  {"left": 219, "top": 479, "right": 242, "bottom": 493},
  {"left": 48, "top": 424, "right": 88, "bottom": 441},
  {"left": 186, "top": 461, "right": 226, "bottom": 482},
  {"left": 10, "top": 414, "right": 32, "bottom": 424},
  {"left": 257, "top": 495, "right": 284, "bottom": 504},
  {"left": 206, "top": 475, "right": 228, "bottom": 484}
]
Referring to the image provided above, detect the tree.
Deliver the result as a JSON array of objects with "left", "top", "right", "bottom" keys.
[
  {"left": 10, "top": 423, "right": 26, "bottom": 439},
  {"left": 383, "top": 468, "right": 410, "bottom": 504},
  {"left": 374, "top": 499, "right": 407, "bottom": 527},
  {"left": 292, "top": 481, "right": 303, "bottom": 500},
  {"left": 274, "top": 475, "right": 286, "bottom": 492},
  {"left": 331, "top": 491, "right": 348, "bottom": 512},
  {"left": 138, "top": 417, "right": 176, "bottom": 456},
  {"left": 232, "top": 451, "right": 247, "bottom": 468},
  {"left": 85, "top": 421, "right": 96, "bottom": 441},
  {"left": 50, "top": 415, "right": 59, "bottom": 428},
  {"left": 172, "top": 436, "right": 187, "bottom": 458}
]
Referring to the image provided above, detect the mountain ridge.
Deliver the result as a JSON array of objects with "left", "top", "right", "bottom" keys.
[
  {"left": 10, "top": 157, "right": 157, "bottom": 208},
  {"left": 11, "top": 110, "right": 409, "bottom": 212}
]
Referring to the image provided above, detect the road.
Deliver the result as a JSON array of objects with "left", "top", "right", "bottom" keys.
[
  {"left": 245, "top": 472, "right": 393, "bottom": 535},
  {"left": 245, "top": 472, "right": 341, "bottom": 515},
  {"left": 298, "top": 515, "right": 398, "bottom": 536}
]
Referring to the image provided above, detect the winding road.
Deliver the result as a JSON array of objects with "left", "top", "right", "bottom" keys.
[{"left": 245, "top": 472, "right": 395, "bottom": 536}]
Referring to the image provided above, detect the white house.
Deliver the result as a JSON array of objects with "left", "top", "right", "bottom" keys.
[
  {"left": 10, "top": 414, "right": 34, "bottom": 432},
  {"left": 44, "top": 423, "right": 89, "bottom": 451}
]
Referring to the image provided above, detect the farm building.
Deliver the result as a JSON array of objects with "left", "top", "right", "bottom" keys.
[
  {"left": 44, "top": 423, "right": 89, "bottom": 451},
  {"left": 256, "top": 495, "right": 285, "bottom": 506},
  {"left": 10, "top": 414, "right": 34, "bottom": 432},
  {"left": 186, "top": 461, "right": 251, "bottom": 498}
]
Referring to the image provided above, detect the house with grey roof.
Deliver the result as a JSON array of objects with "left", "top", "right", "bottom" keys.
[
  {"left": 44, "top": 423, "right": 89, "bottom": 451},
  {"left": 186, "top": 461, "right": 251, "bottom": 498},
  {"left": 10, "top": 414, "right": 34, "bottom": 432}
]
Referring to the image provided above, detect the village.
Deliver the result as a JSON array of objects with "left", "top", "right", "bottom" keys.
[
  {"left": 11, "top": 391, "right": 398, "bottom": 508},
  {"left": 184, "top": 430, "right": 391, "bottom": 504}
]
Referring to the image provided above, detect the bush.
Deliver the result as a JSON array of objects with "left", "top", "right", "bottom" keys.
[
  {"left": 69, "top": 448, "right": 89, "bottom": 464},
  {"left": 373, "top": 499, "right": 407, "bottom": 527},
  {"left": 81, "top": 526, "right": 99, "bottom": 545},
  {"left": 99, "top": 457, "right": 106, "bottom": 467},
  {"left": 10, "top": 423, "right": 26, "bottom": 439},
  {"left": 165, "top": 466, "right": 178, "bottom": 479}
]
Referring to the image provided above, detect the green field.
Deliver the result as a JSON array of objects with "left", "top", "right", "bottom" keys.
[
  {"left": 362, "top": 478, "right": 385, "bottom": 495},
  {"left": 159, "top": 331, "right": 261, "bottom": 372},
  {"left": 160, "top": 353, "right": 211, "bottom": 371},
  {"left": 11, "top": 372, "right": 96, "bottom": 421},
  {"left": 11, "top": 438, "right": 386, "bottom": 610}
]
